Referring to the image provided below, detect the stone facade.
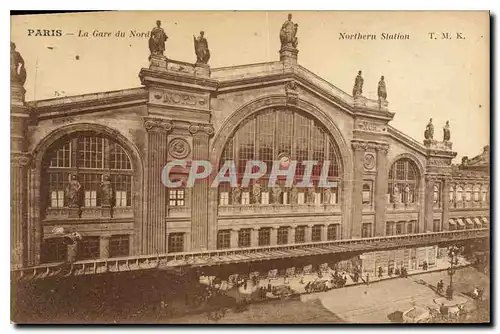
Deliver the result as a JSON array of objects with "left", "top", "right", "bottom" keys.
[{"left": 10, "top": 52, "right": 489, "bottom": 269}]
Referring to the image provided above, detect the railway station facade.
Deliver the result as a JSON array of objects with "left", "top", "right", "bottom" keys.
[{"left": 11, "top": 38, "right": 489, "bottom": 278}]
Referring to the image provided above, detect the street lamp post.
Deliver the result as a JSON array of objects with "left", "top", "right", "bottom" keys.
[{"left": 446, "top": 245, "right": 460, "bottom": 300}]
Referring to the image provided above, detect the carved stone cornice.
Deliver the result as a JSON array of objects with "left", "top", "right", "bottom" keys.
[
  {"left": 189, "top": 123, "right": 215, "bottom": 137},
  {"left": 11, "top": 153, "right": 31, "bottom": 167},
  {"left": 351, "top": 141, "right": 369, "bottom": 151},
  {"left": 351, "top": 140, "right": 389, "bottom": 153},
  {"left": 144, "top": 118, "right": 173, "bottom": 132},
  {"left": 374, "top": 143, "right": 389, "bottom": 155}
]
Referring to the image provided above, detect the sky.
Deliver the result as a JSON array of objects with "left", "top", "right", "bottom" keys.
[{"left": 10, "top": 11, "right": 490, "bottom": 161}]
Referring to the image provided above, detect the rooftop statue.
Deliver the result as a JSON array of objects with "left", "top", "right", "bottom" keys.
[
  {"left": 377, "top": 75, "right": 387, "bottom": 100},
  {"left": 424, "top": 118, "right": 434, "bottom": 140},
  {"left": 443, "top": 121, "right": 451, "bottom": 141},
  {"left": 10, "top": 42, "right": 26, "bottom": 86},
  {"left": 148, "top": 20, "right": 168, "bottom": 58},
  {"left": 193, "top": 31, "right": 210, "bottom": 64},
  {"left": 280, "top": 13, "right": 298, "bottom": 49},
  {"left": 352, "top": 70, "right": 364, "bottom": 97}
]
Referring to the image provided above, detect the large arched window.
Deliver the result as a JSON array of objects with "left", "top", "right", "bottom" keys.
[
  {"left": 218, "top": 108, "right": 342, "bottom": 206},
  {"left": 388, "top": 158, "right": 419, "bottom": 204},
  {"left": 42, "top": 133, "right": 133, "bottom": 214}
]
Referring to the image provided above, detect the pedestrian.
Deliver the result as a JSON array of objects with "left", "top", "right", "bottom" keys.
[
  {"left": 366, "top": 273, "right": 370, "bottom": 285},
  {"left": 378, "top": 266, "right": 383, "bottom": 278}
]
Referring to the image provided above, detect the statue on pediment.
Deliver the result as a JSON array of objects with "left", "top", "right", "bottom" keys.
[
  {"left": 323, "top": 188, "right": 332, "bottom": 204},
  {"left": 10, "top": 42, "right": 26, "bottom": 86},
  {"left": 280, "top": 13, "right": 298, "bottom": 49},
  {"left": 290, "top": 185, "right": 298, "bottom": 204},
  {"left": 307, "top": 187, "right": 316, "bottom": 204},
  {"left": 252, "top": 182, "right": 261, "bottom": 204},
  {"left": 100, "top": 174, "right": 113, "bottom": 207},
  {"left": 443, "top": 121, "right": 451, "bottom": 141},
  {"left": 272, "top": 186, "right": 282, "bottom": 204},
  {"left": 352, "top": 70, "right": 364, "bottom": 97},
  {"left": 193, "top": 31, "right": 210, "bottom": 64},
  {"left": 148, "top": 20, "right": 168, "bottom": 58},
  {"left": 424, "top": 118, "right": 434, "bottom": 140},
  {"left": 377, "top": 75, "right": 387, "bottom": 100},
  {"left": 232, "top": 185, "right": 242, "bottom": 205},
  {"left": 65, "top": 174, "right": 82, "bottom": 208}
]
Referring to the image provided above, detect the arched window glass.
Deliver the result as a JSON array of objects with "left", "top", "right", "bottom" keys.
[
  {"left": 433, "top": 184, "right": 440, "bottom": 204},
  {"left": 449, "top": 186, "right": 455, "bottom": 202},
  {"left": 218, "top": 108, "right": 343, "bottom": 206},
  {"left": 465, "top": 185, "right": 472, "bottom": 201},
  {"left": 481, "top": 186, "right": 488, "bottom": 202},
  {"left": 456, "top": 186, "right": 463, "bottom": 202},
  {"left": 473, "top": 185, "right": 480, "bottom": 202},
  {"left": 43, "top": 134, "right": 133, "bottom": 212},
  {"left": 388, "top": 158, "right": 419, "bottom": 204}
]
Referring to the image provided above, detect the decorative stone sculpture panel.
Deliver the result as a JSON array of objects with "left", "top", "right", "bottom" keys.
[
  {"left": 363, "top": 152, "right": 376, "bottom": 171},
  {"left": 168, "top": 138, "right": 191, "bottom": 159},
  {"left": 150, "top": 89, "right": 208, "bottom": 109}
]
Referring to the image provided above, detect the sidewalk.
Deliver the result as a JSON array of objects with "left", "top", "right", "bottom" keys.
[{"left": 228, "top": 256, "right": 470, "bottom": 297}]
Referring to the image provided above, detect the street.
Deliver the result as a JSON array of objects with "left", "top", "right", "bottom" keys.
[{"left": 164, "top": 266, "right": 489, "bottom": 324}]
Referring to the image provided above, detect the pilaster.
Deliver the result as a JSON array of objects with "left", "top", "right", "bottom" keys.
[
  {"left": 374, "top": 144, "right": 389, "bottom": 236},
  {"left": 11, "top": 81, "right": 29, "bottom": 270},
  {"left": 250, "top": 228, "right": 259, "bottom": 247},
  {"left": 351, "top": 142, "right": 365, "bottom": 238},
  {"left": 143, "top": 118, "right": 172, "bottom": 254},
  {"left": 189, "top": 124, "right": 214, "bottom": 251},
  {"left": 230, "top": 229, "right": 239, "bottom": 248},
  {"left": 441, "top": 176, "right": 450, "bottom": 231},
  {"left": 424, "top": 175, "right": 436, "bottom": 233},
  {"left": 270, "top": 227, "right": 278, "bottom": 246},
  {"left": 305, "top": 225, "right": 312, "bottom": 243},
  {"left": 99, "top": 235, "right": 111, "bottom": 259}
]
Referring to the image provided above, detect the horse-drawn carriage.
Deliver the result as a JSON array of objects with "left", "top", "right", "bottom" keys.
[{"left": 271, "top": 285, "right": 294, "bottom": 299}]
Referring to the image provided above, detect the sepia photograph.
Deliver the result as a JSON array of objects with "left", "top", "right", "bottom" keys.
[{"left": 10, "top": 10, "right": 490, "bottom": 324}]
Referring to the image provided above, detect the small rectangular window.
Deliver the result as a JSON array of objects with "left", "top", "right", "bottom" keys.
[
  {"left": 115, "top": 191, "right": 127, "bottom": 207},
  {"left": 261, "top": 192, "right": 269, "bottom": 205},
  {"left": 258, "top": 228, "right": 271, "bottom": 246},
  {"left": 217, "top": 230, "right": 231, "bottom": 249},
  {"left": 84, "top": 190, "right": 97, "bottom": 207},
  {"left": 238, "top": 229, "right": 251, "bottom": 248},
  {"left": 282, "top": 192, "right": 288, "bottom": 204},
  {"left": 241, "top": 192, "right": 250, "bottom": 205},
  {"left": 51, "top": 190, "right": 65, "bottom": 208},
  {"left": 219, "top": 192, "right": 229, "bottom": 205},
  {"left": 169, "top": 189, "right": 185, "bottom": 206},
  {"left": 297, "top": 192, "right": 305, "bottom": 204},
  {"left": 110, "top": 235, "right": 130, "bottom": 257},
  {"left": 295, "top": 226, "right": 306, "bottom": 243},
  {"left": 77, "top": 237, "right": 100, "bottom": 260},
  {"left": 311, "top": 225, "right": 322, "bottom": 241},
  {"left": 277, "top": 227, "right": 288, "bottom": 245},
  {"left": 168, "top": 233, "right": 185, "bottom": 253}
]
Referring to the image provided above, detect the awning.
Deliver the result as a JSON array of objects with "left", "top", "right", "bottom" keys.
[
  {"left": 448, "top": 219, "right": 457, "bottom": 226},
  {"left": 474, "top": 217, "right": 482, "bottom": 227},
  {"left": 465, "top": 218, "right": 474, "bottom": 226},
  {"left": 456, "top": 219, "right": 465, "bottom": 227},
  {"left": 481, "top": 217, "right": 489, "bottom": 225}
]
